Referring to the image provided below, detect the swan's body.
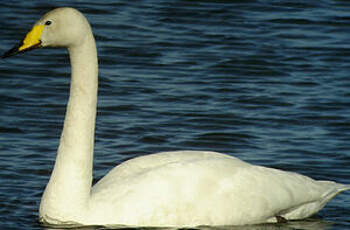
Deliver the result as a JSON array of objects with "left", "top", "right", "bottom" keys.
[{"left": 3, "top": 7, "right": 349, "bottom": 227}]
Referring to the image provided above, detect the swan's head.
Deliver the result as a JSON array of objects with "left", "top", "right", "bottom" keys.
[{"left": 2, "top": 7, "right": 91, "bottom": 58}]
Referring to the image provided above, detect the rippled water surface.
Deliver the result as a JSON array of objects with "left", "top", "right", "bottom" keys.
[{"left": 1, "top": 1, "right": 350, "bottom": 229}]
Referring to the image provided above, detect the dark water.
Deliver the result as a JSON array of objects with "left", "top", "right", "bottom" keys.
[{"left": 1, "top": 1, "right": 350, "bottom": 229}]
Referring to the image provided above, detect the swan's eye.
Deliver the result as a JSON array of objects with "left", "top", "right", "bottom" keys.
[{"left": 45, "top": 20, "right": 52, "bottom": 26}]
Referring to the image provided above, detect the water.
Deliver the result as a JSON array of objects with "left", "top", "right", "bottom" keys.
[{"left": 0, "top": 1, "right": 349, "bottom": 229}]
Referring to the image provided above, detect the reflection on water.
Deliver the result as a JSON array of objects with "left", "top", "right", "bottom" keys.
[{"left": 42, "top": 218, "right": 333, "bottom": 230}]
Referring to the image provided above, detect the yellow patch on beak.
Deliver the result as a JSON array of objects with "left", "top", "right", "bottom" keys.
[
  {"left": 18, "top": 25, "right": 45, "bottom": 51},
  {"left": 2, "top": 24, "right": 45, "bottom": 58}
]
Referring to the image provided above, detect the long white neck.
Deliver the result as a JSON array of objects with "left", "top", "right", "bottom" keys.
[{"left": 39, "top": 29, "right": 98, "bottom": 221}]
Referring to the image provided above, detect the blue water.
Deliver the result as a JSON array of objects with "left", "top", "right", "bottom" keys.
[{"left": 1, "top": 1, "right": 350, "bottom": 229}]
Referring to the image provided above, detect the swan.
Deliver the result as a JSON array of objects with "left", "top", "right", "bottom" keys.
[{"left": 2, "top": 7, "right": 349, "bottom": 228}]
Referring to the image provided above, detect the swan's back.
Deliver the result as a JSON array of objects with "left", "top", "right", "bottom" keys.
[
  {"left": 89, "top": 151, "right": 349, "bottom": 226},
  {"left": 93, "top": 151, "right": 246, "bottom": 185}
]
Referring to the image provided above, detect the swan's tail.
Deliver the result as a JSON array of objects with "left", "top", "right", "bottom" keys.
[
  {"left": 279, "top": 181, "right": 349, "bottom": 221},
  {"left": 315, "top": 181, "right": 350, "bottom": 212},
  {"left": 318, "top": 181, "right": 350, "bottom": 199}
]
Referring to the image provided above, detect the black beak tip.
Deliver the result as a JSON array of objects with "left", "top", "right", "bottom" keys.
[
  {"left": 2, "top": 41, "right": 42, "bottom": 59},
  {"left": 2, "top": 46, "right": 19, "bottom": 59}
]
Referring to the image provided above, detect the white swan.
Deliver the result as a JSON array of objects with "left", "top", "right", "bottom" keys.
[{"left": 3, "top": 7, "right": 349, "bottom": 228}]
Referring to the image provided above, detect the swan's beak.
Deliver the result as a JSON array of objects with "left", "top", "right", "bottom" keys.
[{"left": 2, "top": 25, "right": 45, "bottom": 58}]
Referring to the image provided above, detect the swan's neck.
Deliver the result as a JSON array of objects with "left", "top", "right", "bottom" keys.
[{"left": 40, "top": 30, "right": 98, "bottom": 220}]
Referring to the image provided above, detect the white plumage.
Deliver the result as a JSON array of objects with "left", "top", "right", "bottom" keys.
[{"left": 4, "top": 7, "right": 348, "bottom": 228}]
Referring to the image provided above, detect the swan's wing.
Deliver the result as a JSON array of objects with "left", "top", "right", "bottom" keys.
[
  {"left": 89, "top": 151, "right": 349, "bottom": 226},
  {"left": 92, "top": 150, "right": 245, "bottom": 190},
  {"left": 241, "top": 166, "right": 349, "bottom": 223}
]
